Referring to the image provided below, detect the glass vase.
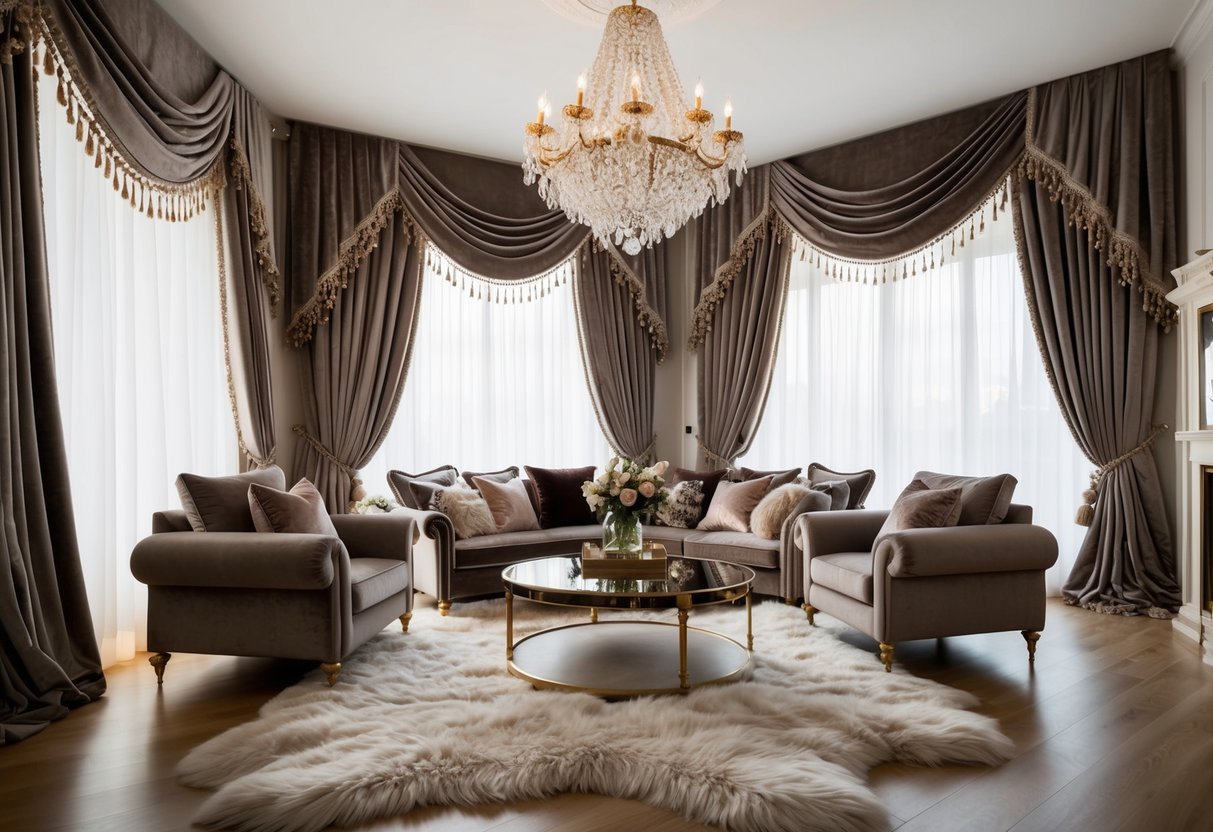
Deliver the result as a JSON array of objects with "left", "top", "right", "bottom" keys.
[{"left": 602, "top": 509, "right": 643, "bottom": 556}]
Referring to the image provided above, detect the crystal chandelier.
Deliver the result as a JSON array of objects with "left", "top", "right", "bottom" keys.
[{"left": 523, "top": 0, "right": 746, "bottom": 255}]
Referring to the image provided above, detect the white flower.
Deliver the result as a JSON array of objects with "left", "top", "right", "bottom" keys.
[
  {"left": 652, "top": 460, "right": 669, "bottom": 476},
  {"left": 587, "top": 494, "right": 604, "bottom": 509},
  {"left": 610, "top": 485, "right": 621, "bottom": 496},
  {"left": 638, "top": 481, "right": 656, "bottom": 498},
  {"left": 619, "top": 488, "right": 638, "bottom": 507}
]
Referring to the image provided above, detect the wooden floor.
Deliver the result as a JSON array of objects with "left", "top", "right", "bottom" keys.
[{"left": 4, "top": 597, "right": 1213, "bottom": 832}]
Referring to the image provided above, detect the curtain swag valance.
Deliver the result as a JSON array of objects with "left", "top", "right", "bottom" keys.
[{"left": 689, "top": 52, "right": 1179, "bottom": 348}]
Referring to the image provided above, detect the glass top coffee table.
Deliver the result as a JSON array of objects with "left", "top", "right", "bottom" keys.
[{"left": 501, "top": 554, "right": 754, "bottom": 697}]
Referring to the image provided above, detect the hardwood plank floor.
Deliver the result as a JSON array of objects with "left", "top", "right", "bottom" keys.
[{"left": 3, "top": 598, "right": 1212, "bottom": 832}]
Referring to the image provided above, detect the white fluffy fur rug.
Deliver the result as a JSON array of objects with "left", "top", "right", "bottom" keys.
[{"left": 178, "top": 600, "right": 1012, "bottom": 832}]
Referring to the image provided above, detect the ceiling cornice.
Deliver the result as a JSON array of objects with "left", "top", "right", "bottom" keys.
[{"left": 1174, "top": 0, "right": 1213, "bottom": 61}]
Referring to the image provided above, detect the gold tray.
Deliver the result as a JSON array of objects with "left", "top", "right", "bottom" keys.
[{"left": 581, "top": 541, "right": 668, "bottom": 579}]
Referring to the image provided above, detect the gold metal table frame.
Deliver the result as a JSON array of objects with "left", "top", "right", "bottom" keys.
[{"left": 502, "top": 555, "right": 755, "bottom": 697}]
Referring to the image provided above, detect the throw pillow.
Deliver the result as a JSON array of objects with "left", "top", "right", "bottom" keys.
[
  {"left": 806, "top": 463, "right": 875, "bottom": 509},
  {"left": 654, "top": 480, "right": 705, "bottom": 529},
  {"left": 427, "top": 486, "right": 497, "bottom": 540},
  {"left": 524, "top": 465, "right": 597, "bottom": 528},
  {"left": 912, "top": 470, "right": 1017, "bottom": 525},
  {"left": 697, "top": 476, "right": 774, "bottom": 533},
  {"left": 247, "top": 478, "right": 338, "bottom": 536},
  {"left": 807, "top": 478, "right": 851, "bottom": 511},
  {"left": 407, "top": 478, "right": 454, "bottom": 511},
  {"left": 875, "top": 479, "right": 963, "bottom": 542},
  {"left": 473, "top": 476, "right": 540, "bottom": 533},
  {"left": 176, "top": 465, "right": 287, "bottom": 532},
  {"left": 750, "top": 483, "right": 817, "bottom": 539},
  {"left": 387, "top": 466, "right": 459, "bottom": 510},
  {"left": 736, "top": 466, "right": 801, "bottom": 489},
  {"left": 670, "top": 467, "right": 729, "bottom": 522},
  {"left": 462, "top": 466, "right": 520, "bottom": 490}
]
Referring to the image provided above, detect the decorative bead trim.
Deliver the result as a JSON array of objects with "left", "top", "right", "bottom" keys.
[
  {"left": 603, "top": 243, "right": 669, "bottom": 363},
  {"left": 687, "top": 201, "right": 772, "bottom": 350},
  {"left": 228, "top": 136, "right": 281, "bottom": 313}
]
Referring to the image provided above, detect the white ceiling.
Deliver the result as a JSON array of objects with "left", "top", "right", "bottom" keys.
[{"left": 154, "top": 0, "right": 1198, "bottom": 166}]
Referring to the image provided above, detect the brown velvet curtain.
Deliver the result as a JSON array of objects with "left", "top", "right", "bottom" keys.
[
  {"left": 40, "top": 0, "right": 279, "bottom": 465},
  {"left": 1, "top": 5, "right": 105, "bottom": 743},
  {"left": 288, "top": 124, "right": 421, "bottom": 509},
  {"left": 1013, "top": 51, "right": 1181, "bottom": 615}
]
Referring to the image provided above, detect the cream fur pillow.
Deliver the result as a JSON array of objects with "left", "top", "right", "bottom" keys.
[
  {"left": 750, "top": 483, "right": 814, "bottom": 540},
  {"left": 428, "top": 486, "right": 497, "bottom": 540}
]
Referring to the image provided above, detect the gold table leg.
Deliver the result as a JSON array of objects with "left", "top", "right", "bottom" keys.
[
  {"left": 745, "top": 588, "right": 753, "bottom": 651},
  {"left": 677, "top": 607, "right": 689, "bottom": 690},
  {"left": 505, "top": 588, "right": 513, "bottom": 661},
  {"left": 590, "top": 607, "right": 598, "bottom": 624}
]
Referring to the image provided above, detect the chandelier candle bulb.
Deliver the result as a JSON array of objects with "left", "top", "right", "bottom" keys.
[
  {"left": 694, "top": 79, "right": 703, "bottom": 109},
  {"left": 576, "top": 73, "right": 586, "bottom": 107},
  {"left": 724, "top": 99, "right": 732, "bottom": 129}
]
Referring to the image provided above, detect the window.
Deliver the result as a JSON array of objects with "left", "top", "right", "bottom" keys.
[
  {"left": 360, "top": 247, "right": 611, "bottom": 494},
  {"left": 39, "top": 78, "right": 235, "bottom": 667},
  {"left": 740, "top": 202, "right": 1088, "bottom": 592}
]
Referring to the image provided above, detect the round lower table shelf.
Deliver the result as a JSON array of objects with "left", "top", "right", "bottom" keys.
[{"left": 508, "top": 620, "right": 751, "bottom": 697}]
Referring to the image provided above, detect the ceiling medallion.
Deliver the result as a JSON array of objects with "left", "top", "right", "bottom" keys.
[{"left": 523, "top": 0, "right": 746, "bottom": 255}]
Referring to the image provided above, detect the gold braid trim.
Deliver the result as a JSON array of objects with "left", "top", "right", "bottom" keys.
[
  {"left": 228, "top": 136, "right": 281, "bottom": 314},
  {"left": 30, "top": 7, "right": 226, "bottom": 221},
  {"left": 604, "top": 242, "right": 670, "bottom": 363},
  {"left": 687, "top": 204, "right": 773, "bottom": 350},
  {"left": 285, "top": 186, "right": 413, "bottom": 347},
  {"left": 214, "top": 195, "right": 275, "bottom": 469},
  {"left": 292, "top": 424, "right": 365, "bottom": 506}
]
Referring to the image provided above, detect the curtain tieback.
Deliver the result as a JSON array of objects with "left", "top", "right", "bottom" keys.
[
  {"left": 1075, "top": 423, "right": 1168, "bottom": 527},
  {"left": 695, "top": 436, "right": 734, "bottom": 470},
  {"left": 291, "top": 424, "right": 367, "bottom": 503}
]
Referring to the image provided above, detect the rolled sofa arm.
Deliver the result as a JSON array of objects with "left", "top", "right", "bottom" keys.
[
  {"left": 390, "top": 506, "right": 454, "bottom": 601},
  {"left": 131, "top": 532, "right": 343, "bottom": 590},
  {"left": 876, "top": 523, "right": 1059, "bottom": 578},
  {"left": 330, "top": 512, "right": 418, "bottom": 560},
  {"left": 795, "top": 510, "right": 889, "bottom": 559}
]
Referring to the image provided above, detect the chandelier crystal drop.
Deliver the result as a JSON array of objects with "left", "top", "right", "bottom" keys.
[{"left": 523, "top": 0, "right": 746, "bottom": 255}]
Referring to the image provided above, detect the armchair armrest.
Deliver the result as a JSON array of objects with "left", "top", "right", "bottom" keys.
[
  {"left": 796, "top": 510, "right": 889, "bottom": 559},
  {"left": 131, "top": 532, "right": 343, "bottom": 590},
  {"left": 876, "top": 524, "right": 1059, "bottom": 578},
  {"left": 329, "top": 512, "right": 417, "bottom": 560}
]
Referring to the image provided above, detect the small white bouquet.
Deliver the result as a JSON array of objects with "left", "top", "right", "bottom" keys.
[{"left": 352, "top": 494, "right": 394, "bottom": 515}]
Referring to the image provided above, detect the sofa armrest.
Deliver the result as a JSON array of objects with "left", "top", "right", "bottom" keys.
[
  {"left": 390, "top": 506, "right": 455, "bottom": 602},
  {"left": 876, "top": 524, "right": 1059, "bottom": 578},
  {"left": 330, "top": 512, "right": 417, "bottom": 561},
  {"left": 796, "top": 510, "right": 889, "bottom": 559},
  {"left": 131, "top": 532, "right": 344, "bottom": 590}
]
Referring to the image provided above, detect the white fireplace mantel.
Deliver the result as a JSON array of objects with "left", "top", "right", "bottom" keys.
[{"left": 1167, "top": 250, "right": 1213, "bottom": 662}]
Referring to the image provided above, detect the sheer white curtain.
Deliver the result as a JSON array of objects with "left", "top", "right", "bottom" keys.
[
  {"left": 38, "top": 78, "right": 235, "bottom": 668},
  {"left": 740, "top": 202, "right": 1089, "bottom": 592},
  {"left": 361, "top": 247, "right": 611, "bottom": 494}
]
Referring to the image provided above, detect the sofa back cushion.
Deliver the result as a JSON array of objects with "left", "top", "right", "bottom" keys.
[
  {"left": 735, "top": 466, "right": 801, "bottom": 489},
  {"left": 912, "top": 470, "right": 1017, "bottom": 525},
  {"left": 473, "top": 476, "right": 540, "bottom": 533},
  {"left": 387, "top": 466, "right": 459, "bottom": 509},
  {"left": 524, "top": 465, "right": 597, "bottom": 528},
  {"left": 248, "top": 478, "right": 339, "bottom": 536},
  {"left": 462, "top": 466, "right": 520, "bottom": 490},
  {"left": 176, "top": 465, "right": 287, "bottom": 532},
  {"left": 875, "top": 479, "right": 963, "bottom": 542},
  {"left": 697, "top": 476, "right": 773, "bottom": 533},
  {"left": 806, "top": 463, "right": 875, "bottom": 509}
]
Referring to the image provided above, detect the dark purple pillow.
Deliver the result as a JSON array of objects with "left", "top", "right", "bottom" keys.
[{"left": 523, "top": 465, "right": 597, "bottom": 528}]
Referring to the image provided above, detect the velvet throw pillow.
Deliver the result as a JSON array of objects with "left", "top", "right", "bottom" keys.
[
  {"left": 426, "top": 486, "right": 497, "bottom": 540},
  {"left": 875, "top": 479, "right": 963, "bottom": 542},
  {"left": 473, "top": 477, "right": 540, "bottom": 533},
  {"left": 750, "top": 483, "right": 822, "bottom": 540},
  {"left": 176, "top": 465, "right": 287, "bottom": 532},
  {"left": 736, "top": 466, "right": 801, "bottom": 490},
  {"left": 387, "top": 466, "right": 459, "bottom": 510},
  {"left": 524, "top": 465, "right": 597, "bottom": 528},
  {"left": 248, "top": 478, "right": 339, "bottom": 536},
  {"left": 807, "top": 463, "right": 875, "bottom": 509},
  {"left": 912, "top": 470, "right": 1017, "bottom": 525},
  {"left": 697, "top": 476, "right": 773, "bottom": 533},
  {"left": 462, "top": 466, "right": 520, "bottom": 491},
  {"left": 655, "top": 480, "right": 704, "bottom": 528},
  {"left": 670, "top": 467, "right": 729, "bottom": 522},
  {"left": 807, "top": 478, "right": 851, "bottom": 511}
]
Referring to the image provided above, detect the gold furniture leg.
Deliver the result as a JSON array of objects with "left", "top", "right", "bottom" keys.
[
  {"left": 677, "top": 607, "right": 689, "bottom": 690},
  {"left": 802, "top": 603, "right": 816, "bottom": 626},
  {"left": 505, "top": 588, "right": 514, "bottom": 660},
  {"left": 320, "top": 662, "right": 342, "bottom": 686},
  {"left": 1022, "top": 630, "right": 1040, "bottom": 663},
  {"left": 590, "top": 607, "right": 598, "bottom": 623},
  {"left": 149, "top": 652, "right": 171, "bottom": 685},
  {"left": 399, "top": 612, "right": 412, "bottom": 633},
  {"left": 878, "top": 642, "right": 894, "bottom": 672},
  {"left": 438, "top": 600, "right": 451, "bottom": 617},
  {"left": 746, "top": 588, "right": 753, "bottom": 651}
]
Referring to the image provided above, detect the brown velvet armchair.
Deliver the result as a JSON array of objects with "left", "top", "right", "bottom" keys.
[
  {"left": 130, "top": 510, "right": 416, "bottom": 686},
  {"left": 796, "top": 504, "right": 1058, "bottom": 671}
]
